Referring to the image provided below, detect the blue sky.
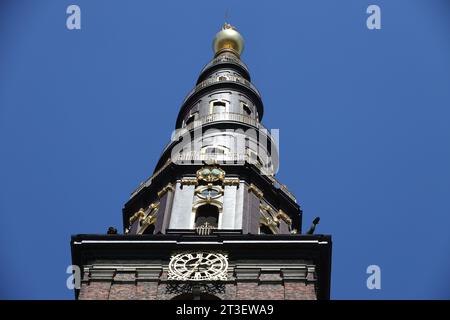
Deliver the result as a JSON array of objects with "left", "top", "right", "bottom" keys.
[{"left": 1, "top": 0, "right": 449, "bottom": 299}]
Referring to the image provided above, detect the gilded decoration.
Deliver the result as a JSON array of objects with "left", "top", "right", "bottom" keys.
[
  {"left": 276, "top": 210, "right": 292, "bottom": 225},
  {"left": 196, "top": 167, "right": 225, "bottom": 183},
  {"left": 157, "top": 183, "right": 174, "bottom": 198},
  {"left": 248, "top": 183, "right": 263, "bottom": 199}
]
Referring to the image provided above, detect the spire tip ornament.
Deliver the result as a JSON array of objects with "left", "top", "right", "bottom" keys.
[{"left": 212, "top": 23, "right": 245, "bottom": 57}]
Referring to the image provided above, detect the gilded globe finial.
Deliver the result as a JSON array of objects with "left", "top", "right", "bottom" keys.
[{"left": 212, "top": 23, "right": 245, "bottom": 57}]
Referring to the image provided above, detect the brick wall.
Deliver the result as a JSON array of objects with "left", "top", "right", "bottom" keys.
[{"left": 77, "top": 264, "right": 317, "bottom": 300}]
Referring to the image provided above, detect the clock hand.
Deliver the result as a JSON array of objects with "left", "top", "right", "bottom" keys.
[{"left": 186, "top": 261, "right": 202, "bottom": 277}]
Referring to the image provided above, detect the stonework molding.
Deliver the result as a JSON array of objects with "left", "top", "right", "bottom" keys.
[
  {"left": 234, "top": 268, "right": 260, "bottom": 281},
  {"left": 81, "top": 270, "right": 90, "bottom": 283},
  {"left": 89, "top": 268, "right": 116, "bottom": 281},
  {"left": 192, "top": 198, "right": 223, "bottom": 211},
  {"left": 136, "top": 268, "right": 163, "bottom": 281},
  {"left": 306, "top": 266, "right": 317, "bottom": 281},
  {"left": 281, "top": 268, "right": 309, "bottom": 281},
  {"left": 113, "top": 272, "right": 136, "bottom": 284}
]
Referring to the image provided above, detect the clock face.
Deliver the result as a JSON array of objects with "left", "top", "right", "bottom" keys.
[{"left": 168, "top": 252, "right": 228, "bottom": 281}]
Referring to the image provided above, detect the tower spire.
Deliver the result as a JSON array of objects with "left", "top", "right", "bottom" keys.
[{"left": 70, "top": 24, "right": 332, "bottom": 301}]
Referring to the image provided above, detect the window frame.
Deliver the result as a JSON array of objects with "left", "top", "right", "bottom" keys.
[{"left": 209, "top": 99, "right": 229, "bottom": 114}]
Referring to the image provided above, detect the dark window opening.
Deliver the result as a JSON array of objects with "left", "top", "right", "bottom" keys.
[
  {"left": 185, "top": 112, "right": 198, "bottom": 126},
  {"left": 259, "top": 225, "right": 274, "bottom": 235},
  {"left": 186, "top": 116, "right": 195, "bottom": 125},
  {"left": 205, "top": 147, "right": 225, "bottom": 155},
  {"left": 242, "top": 104, "right": 251, "bottom": 115},
  {"left": 142, "top": 224, "right": 155, "bottom": 235},
  {"left": 211, "top": 101, "right": 227, "bottom": 114},
  {"left": 195, "top": 204, "right": 219, "bottom": 228},
  {"left": 213, "top": 101, "right": 226, "bottom": 107}
]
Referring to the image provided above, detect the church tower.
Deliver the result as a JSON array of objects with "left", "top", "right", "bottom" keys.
[{"left": 70, "top": 24, "right": 332, "bottom": 300}]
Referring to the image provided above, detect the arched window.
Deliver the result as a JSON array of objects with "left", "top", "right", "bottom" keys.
[{"left": 195, "top": 204, "right": 219, "bottom": 228}]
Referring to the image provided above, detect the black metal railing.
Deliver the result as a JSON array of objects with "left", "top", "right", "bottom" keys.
[
  {"left": 183, "top": 75, "right": 261, "bottom": 105},
  {"left": 200, "top": 54, "right": 249, "bottom": 73}
]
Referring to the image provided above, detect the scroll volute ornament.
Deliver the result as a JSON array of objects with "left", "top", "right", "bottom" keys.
[
  {"left": 129, "top": 202, "right": 160, "bottom": 226},
  {"left": 157, "top": 183, "right": 174, "bottom": 198},
  {"left": 276, "top": 210, "right": 292, "bottom": 226},
  {"left": 129, "top": 208, "right": 146, "bottom": 225},
  {"left": 137, "top": 202, "right": 159, "bottom": 233}
]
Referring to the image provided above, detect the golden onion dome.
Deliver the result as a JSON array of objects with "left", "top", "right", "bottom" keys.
[{"left": 212, "top": 23, "right": 245, "bottom": 57}]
